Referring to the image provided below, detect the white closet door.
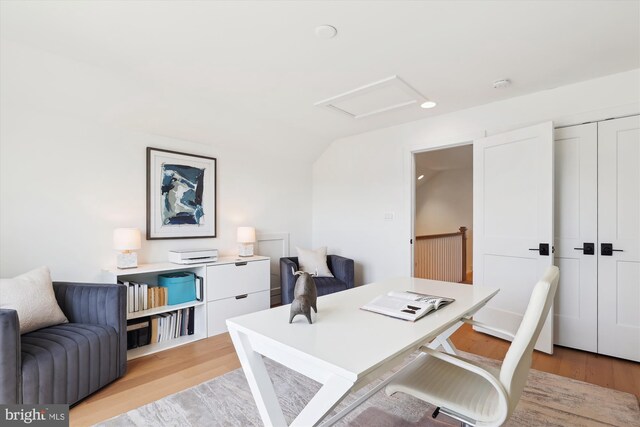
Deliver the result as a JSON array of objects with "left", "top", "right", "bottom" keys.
[
  {"left": 553, "top": 124, "right": 598, "bottom": 352},
  {"left": 473, "top": 122, "right": 555, "bottom": 354},
  {"left": 598, "top": 115, "right": 640, "bottom": 362}
]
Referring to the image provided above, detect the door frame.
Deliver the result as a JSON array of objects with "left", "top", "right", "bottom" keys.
[{"left": 406, "top": 134, "right": 482, "bottom": 276}]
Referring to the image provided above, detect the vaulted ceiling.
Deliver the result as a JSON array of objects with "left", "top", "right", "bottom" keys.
[{"left": 1, "top": 1, "right": 638, "bottom": 159}]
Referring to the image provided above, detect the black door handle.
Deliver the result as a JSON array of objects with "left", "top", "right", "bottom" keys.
[
  {"left": 574, "top": 243, "right": 595, "bottom": 255},
  {"left": 601, "top": 243, "right": 623, "bottom": 256},
  {"left": 529, "top": 243, "right": 550, "bottom": 256}
]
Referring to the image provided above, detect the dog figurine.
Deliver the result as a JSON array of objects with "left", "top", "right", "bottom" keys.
[{"left": 289, "top": 269, "right": 318, "bottom": 324}]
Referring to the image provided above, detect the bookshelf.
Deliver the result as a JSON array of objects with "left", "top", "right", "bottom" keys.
[
  {"left": 103, "top": 262, "right": 208, "bottom": 360},
  {"left": 103, "top": 256, "right": 270, "bottom": 360}
]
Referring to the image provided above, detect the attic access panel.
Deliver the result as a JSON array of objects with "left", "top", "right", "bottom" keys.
[{"left": 315, "top": 75, "right": 429, "bottom": 119}]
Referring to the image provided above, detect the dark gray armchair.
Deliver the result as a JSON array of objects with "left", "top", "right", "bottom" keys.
[
  {"left": 0, "top": 282, "right": 127, "bottom": 405},
  {"left": 280, "top": 255, "right": 355, "bottom": 305}
]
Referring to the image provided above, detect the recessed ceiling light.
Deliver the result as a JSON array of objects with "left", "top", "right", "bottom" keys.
[
  {"left": 315, "top": 25, "right": 337, "bottom": 39},
  {"left": 418, "top": 174, "right": 425, "bottom": 180},
  {"left": 420, "top": 101, "right": 437, "bottom": 109}
]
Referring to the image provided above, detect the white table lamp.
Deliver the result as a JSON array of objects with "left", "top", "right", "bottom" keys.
[
  {"left": 237, "top": 226, "right": 256, "bottom": 257},
  {"left": 114, "top": 228, "right": 141, "bottom": 269}
]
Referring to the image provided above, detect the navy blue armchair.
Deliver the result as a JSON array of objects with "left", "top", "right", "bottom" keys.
[
  {"left": 280, "top": 255, "right": 355, "bottom": 305},
  {"left": 0, "top": 282, "right": 127, "bottom": 405}
]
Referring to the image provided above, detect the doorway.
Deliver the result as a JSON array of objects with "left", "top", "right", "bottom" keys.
[{"left": 413, "top": 145, "right": 473, "bottom": 283}]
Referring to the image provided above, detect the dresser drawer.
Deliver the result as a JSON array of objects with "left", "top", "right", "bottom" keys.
[
  {"left": 207, "top": 290, "right": 270, "bottom": 336},
  {"left": 206, "top": 259, "right": 269, "bottom": 301}
]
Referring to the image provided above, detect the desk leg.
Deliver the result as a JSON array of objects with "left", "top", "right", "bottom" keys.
[
  {"left": 427, "top": 321, "right": 461, "bottom": 354},
  {"left": 321, "top": 352, "right": 429, "bottom": 427},
  {"left": 291, "top": 374, "right": 353, "bottom": 427},
  {"left": 228, "top": 327, "right": 288, "bottom": 427}
]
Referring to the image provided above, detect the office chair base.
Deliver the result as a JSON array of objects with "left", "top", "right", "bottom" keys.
[{"left": 432, "top": 406, "right": 476, "bottom": 427}]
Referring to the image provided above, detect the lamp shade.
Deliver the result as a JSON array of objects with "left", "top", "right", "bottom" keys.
[
  {"left": 237, "top": 226, "right": 256, "bottom": 243},
  {"left": 113, "top": 228, "right": 141, "bottom": 251}
]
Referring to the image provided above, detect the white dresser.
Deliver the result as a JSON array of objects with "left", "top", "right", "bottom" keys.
[{"left": 206, "top": 256, "right": 270, "bottom": 336}]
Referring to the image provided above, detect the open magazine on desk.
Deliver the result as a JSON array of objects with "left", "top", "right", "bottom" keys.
[{"left": 361, "top": 290, "right": 455, "bottom": 321}]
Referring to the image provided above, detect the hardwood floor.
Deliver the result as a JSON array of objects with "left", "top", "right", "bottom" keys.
[
  {"left": 70, "top": 327, "right": 640, "bottom": 426},
  {"left": 69, "top": 334, "right": 241, "bottom": 427}
]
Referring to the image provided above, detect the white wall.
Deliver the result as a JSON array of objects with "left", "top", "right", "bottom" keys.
[
  {"left": 0, "top": 41, "right": 312, "bottom": 282},
  {"left": 415, "top": 168, "right": 473, "bottom": 273},
  {"left": 313, "top": 69, "right": 640, "bottom": 285}
]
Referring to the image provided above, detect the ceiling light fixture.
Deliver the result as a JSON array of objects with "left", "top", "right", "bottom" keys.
[
  {"left": 420, "top": 101, "right": 437, "bottom": 109},
  {"left": 315, "top": 25, "right": 337, "bottom": 39},
  {"left": 493, "top": 78, "right": 511, "bottom": 89},
  {"left": 418, "top": 174, "right": 425, "bottom": 180}
]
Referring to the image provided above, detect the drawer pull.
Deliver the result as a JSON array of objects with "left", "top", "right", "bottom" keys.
[
  {"left": 235, "top": 261, "right": 248, "bottom": 266},
  {"left": 235, "top": 294, "right": 248, "bottom": 300}
]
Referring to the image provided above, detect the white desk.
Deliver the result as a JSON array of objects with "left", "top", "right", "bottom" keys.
[{"left": 227, "top": 277, "right": 499, "bottom": 426}]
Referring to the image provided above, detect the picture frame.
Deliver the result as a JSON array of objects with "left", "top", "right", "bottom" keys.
[{"left": 146, "top": 147, "right": 217, "bottom": 240}]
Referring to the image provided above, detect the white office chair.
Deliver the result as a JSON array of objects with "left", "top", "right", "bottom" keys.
[{"left": 386, "top": 266, "right": 560, "bottom": 427}]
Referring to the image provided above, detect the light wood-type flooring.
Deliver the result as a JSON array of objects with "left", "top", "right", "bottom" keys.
[{"left": 69, "top": 325, "right": 640, "bottom": 426}]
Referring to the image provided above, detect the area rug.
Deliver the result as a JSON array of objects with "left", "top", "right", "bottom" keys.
[{"left": 97, "top": 352, "right": 639, "bottom": 427}]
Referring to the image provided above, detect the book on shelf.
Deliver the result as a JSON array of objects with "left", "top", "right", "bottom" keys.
[
  {"left": 150, "top": 316, "right": 159, "bottom": 344},
  {"left": 157, "top": 287, "right": 168, "bottom": 307},
  {"left": 170, "top": 311, "right": 176, "bottom": 339},
  {"left": 159, "top": 312, "right": 169, "bottom": 341},
  {"left": 361, "top": 291, "right": 455, "bottom": 322},
  {"left": 124, "top": 282, "right": 133, "bottom": 313},
  {"left": 142, "top": 284, "right": 148, "bottom": 310},
  {"left": 148, "top": 287, "right": 158, "bottom": 310},
  {"left": 182, "top": 308, "right": 189, "bottom": 336},
  {"left": 147, "top": 307, "right": 196, "bottom": 344},
  {"left": 123, "top": 281, "right": 176, "bottom": 315},
  {"left": 187, "top": 306, "right": 194, "bottom": 335},
  {"left": 134, "top": 282, "right": 139, "bottom": 311}
]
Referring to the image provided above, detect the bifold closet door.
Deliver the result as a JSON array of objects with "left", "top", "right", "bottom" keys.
[
  {"left": 553, "top": 124, "right": 598, "bottom": 352},
  {"left": 597, "top": 115, "right": 640, "bottom": 362}
]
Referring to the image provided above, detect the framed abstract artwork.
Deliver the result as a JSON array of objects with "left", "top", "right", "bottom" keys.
[{"left": 146, "top": 147, "right": 217, "bottom": 239}]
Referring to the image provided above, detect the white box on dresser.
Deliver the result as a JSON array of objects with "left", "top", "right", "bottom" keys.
[{"left": 206, "top": 256, "right": 270, "bottom": 337}]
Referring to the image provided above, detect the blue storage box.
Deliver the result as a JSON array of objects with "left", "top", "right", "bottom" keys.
[{"left": 158, "top": 272, "right": 196, "bottom": 305}]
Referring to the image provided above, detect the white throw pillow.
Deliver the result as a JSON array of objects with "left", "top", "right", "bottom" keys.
[
  {"left": 0, "top": 266, "right": 68, "bottom": 334},
  {"left": 296, "top": 247, "right": 334, "bottom": 277}
]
